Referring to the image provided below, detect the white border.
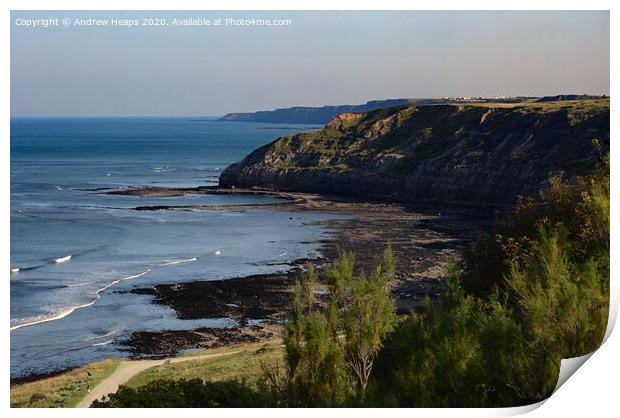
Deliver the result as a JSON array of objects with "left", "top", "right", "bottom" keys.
[{"left": 2, "top": 1, "right": 616, "bottom": 417}]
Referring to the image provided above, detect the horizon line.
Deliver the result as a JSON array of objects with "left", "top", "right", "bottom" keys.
[{"left": 10, "top": 93, "right": 610, "bottom": 119}]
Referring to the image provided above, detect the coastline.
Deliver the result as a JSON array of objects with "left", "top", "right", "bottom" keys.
[
  {"left": 12, "top": 186, "right": 493, "bottom": 386},
  {"left": 101, "top": 187, "right": 493, "bottom": 356}
]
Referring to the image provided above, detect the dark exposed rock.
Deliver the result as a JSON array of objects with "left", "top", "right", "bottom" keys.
[
  {"left": 121, "top": 199, "right": 491, "bottom": 357},
  {"left": 130, "top": 272, "right": 296, "bottom": 324},
  {"left": 121, "top": 327, "right": 273, "bottom": 358}
]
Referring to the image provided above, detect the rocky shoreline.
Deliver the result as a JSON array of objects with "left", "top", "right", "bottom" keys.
[
  {"left": 109, "top": 186, "right": 492, "bottom": 358},
  {"left": 11, "top": 186, "right": 494, "bottom": 383}
]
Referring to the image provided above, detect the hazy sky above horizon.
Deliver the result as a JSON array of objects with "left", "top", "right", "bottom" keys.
[{"left": 11, "top": 11, "right": 609, "bottom": 117}]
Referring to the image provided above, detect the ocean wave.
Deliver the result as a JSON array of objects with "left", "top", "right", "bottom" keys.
[
  {"left": 160, "top": 257, "right": 198, "bottom": 266},
  {"left": 122, "top": 270, "right": 151, "bottom": 281},
  {"left": 152, "top": 166, "right": 175, "bottom": 173},
  {"left": 66, "top": 282, "right": 92, "bottom": 288},
  {"left": 11, "top": 249, "right": 98, "bottom": 273},
  {"left": 10, "top": 300, "right": 97, "bottom": 331},
  {"left": 10, "top": 264, "right": 44, "bottom": 273},
  {"left": 92, "top": 339, "right": 115, "bottom": 347},
  {"left": 10, "top": 269, "right": 151, "bottom": 332},
  {"left": 54, "top": 255, "right": 72, "bottom": 263},
  {"left": 88, "top": 327, "right": 124, "bottom": 341}
]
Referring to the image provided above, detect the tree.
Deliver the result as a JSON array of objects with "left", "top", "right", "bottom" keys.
[
  {"left": 336, "top": 246, "right": 397, "bottom": 397},
  {"left": 272, "top": 246, "right": 398, "bottom": 405},
  {"left": 278, "top": 265, "right": 350, "bottom": 407}
]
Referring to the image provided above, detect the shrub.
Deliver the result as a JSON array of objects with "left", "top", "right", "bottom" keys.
[
  {"left": 462, "top": 154, "right": 609, "bottom": 297},
  {"left": 371, "top": 158, "right": 609, "bottom": 407},
  {"left": 91, "top": 156, "right": 609, "bottom": 408},
  {"left": 91, "top": 378, "right": 272, "bottom": 408}
]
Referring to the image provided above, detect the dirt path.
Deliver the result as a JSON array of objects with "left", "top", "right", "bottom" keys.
[{"left": 76, "top": 350, "right": 240, "bottom": 408}]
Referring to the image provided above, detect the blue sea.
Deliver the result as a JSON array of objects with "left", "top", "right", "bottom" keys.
[{"left": 10, "top": 117, "right": 339, "bottom": 378}]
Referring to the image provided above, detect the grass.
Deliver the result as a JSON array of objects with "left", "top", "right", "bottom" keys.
[
  {"left": 454, "top": 98, "right": 609, "bottom": 110},
  {"left": 125, "top": 341, "right": 284, "bottom": 389},
  {"left": 10, "top": 342, "right": 285, "bottom": 408},
  {"left": 10, "top": 359, "right": 120, "bottom": 408}
]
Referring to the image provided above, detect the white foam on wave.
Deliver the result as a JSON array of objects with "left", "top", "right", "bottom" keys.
[
  {"left": 88, "top": 327, "right": 124, "bottom": 341},
  {"left": 66, "top": 282, "right": 91, "bottom": 288},
  {"left": 121, "top": 269, "right": 151, "bottom": 281},
  {"left": 278, "top": 252, "right": 288, "bottom": 257},
  {"left": 160, "top": 257, "right": 198, "bottom": 266},
  {"left": 10, "top": 269, "right": 151, "bottom": 332},
  {"left": 54, "top": 255, "right": 72, "bottom": 263},
  {"left": 10, "top": 268, "right": 20, "bottom": 273},
  {"left": 152, "top": 166, "right": 175, "bottom": 173},
  {"left": 10, "top": 300, "right": 97, "bottom": 331},
  {"left": 214, "top": 250, "right": 221, "bottom": 255},
  {"left": 92, "top": 339, "right": 114, "bottom": 347}
]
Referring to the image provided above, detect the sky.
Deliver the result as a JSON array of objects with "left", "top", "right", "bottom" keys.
[{"left": 10, "top": 11, "right": 610, "bottom": 117}]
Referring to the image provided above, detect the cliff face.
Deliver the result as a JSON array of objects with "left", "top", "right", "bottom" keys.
[{"left": 220, "top": 100, "right": 610, "bottom": 205}]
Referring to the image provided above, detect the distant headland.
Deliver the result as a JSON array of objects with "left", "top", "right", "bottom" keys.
[{"left": 219, "top": 95, "right": 606, "bottom": 124}]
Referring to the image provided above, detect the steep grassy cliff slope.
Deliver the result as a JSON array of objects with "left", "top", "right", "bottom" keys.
[{"left": 220, "top": 100, "right": 609, "bottom": 205}]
